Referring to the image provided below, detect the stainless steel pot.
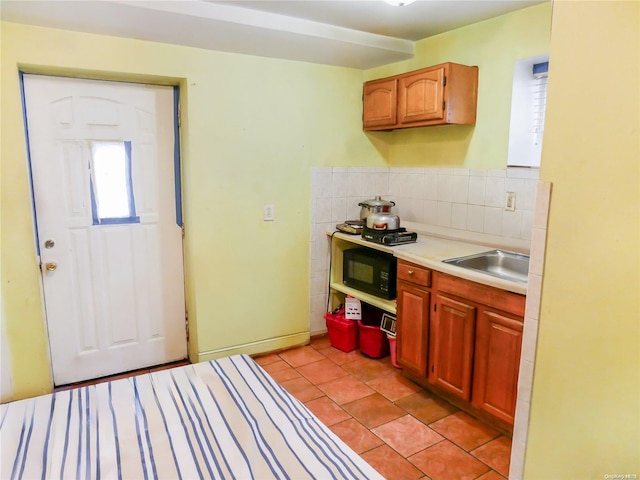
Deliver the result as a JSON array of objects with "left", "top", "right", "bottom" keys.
[
  {"left": 366, "top": 212, "right": 401, "bottom": 230},
  {"left": 358, "top": 196, "right": 395, "bottom": 221}
]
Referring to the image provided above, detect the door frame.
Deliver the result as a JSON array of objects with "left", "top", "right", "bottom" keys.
[{"left": 18, "top": 71, "right": 188, "bottom": 382}]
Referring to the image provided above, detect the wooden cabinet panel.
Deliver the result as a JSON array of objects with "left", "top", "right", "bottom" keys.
[
  {"left": 396, "top": 282, "right": 430, "bottom": 376},
  {"left": 397, "top": 260, "right": 431, "bottom": 287},
  {"left": 472, "top": 309, "right": 523, "bottom": 424},
  {"left": 398, "top": 67, "right": 445, "bottom": 124},
  {"left": 429, "top": 294, "right": 476, "bottom": 401},
  {"left": 437, "top": 272, "right": 525, "bottom": 317},
  {"left": 363, "top": 78, "right": 397, "bottom": 129}
]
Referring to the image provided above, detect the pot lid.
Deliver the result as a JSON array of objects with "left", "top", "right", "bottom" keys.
[{"left": 358, "top": 196, "right": 395, "bottom": 208}]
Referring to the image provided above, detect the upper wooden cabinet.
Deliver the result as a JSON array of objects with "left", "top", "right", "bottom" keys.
[
  {"left": 362, "top": 78, "right": 397, "bottom": 129},
  {"left": 363, "top": 62, "right": 479, "bottom": 131}
]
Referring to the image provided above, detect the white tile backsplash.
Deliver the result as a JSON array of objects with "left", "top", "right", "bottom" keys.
[
  {"left": 308, "top": 166, "right": 541, "bottom": 335},
  {"left": 451, "top": 175, "right": 470, "bottom": 204},
  {"left": 483, "top": 206, "right": 503, "bottom": 235},
  {"left": 485, "top": 176, "right": 506, "bottom": 207},
  {"left": 437, "top": 201, "right": 453, "bottom": 227},
  {"left": 466, "top": 204, "right": 485, "bottom": 232},
  {"left": 468, "top": 176, "right": 486, "bottom": 205},
  {"left": 451, "top": 203, "right": 468, "bottom": 230}
]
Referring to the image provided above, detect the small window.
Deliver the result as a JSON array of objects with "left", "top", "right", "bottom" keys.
[
  {"left": 507, "top": 55, "right": 550, "bottom": 167},
  {"left": 89, "top": 141, "right": 139, "bottom": 225},
  {"left": 531, "top": 61, "right": 549, "bottom": 148}
]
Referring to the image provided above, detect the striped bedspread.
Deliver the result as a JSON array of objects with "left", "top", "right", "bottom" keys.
[{"left": 0, "top": 354, "right": 384, "bottom": 479}]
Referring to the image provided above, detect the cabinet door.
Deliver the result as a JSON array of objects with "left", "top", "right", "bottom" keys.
[
  {"left": 363, "top": 78, "right": 397, "bottom": 129},
  {"left": 398, "top": 67, "right": 445, "bottom": 125},
  {"left": 472, "top": 309, "right": 523, "bottom": 425},
  {"left": 396, "top": 281, "right": 430, "bottom": 376},
  {"left": 429, "top": 294, "right": 476, "bottom": 400}
]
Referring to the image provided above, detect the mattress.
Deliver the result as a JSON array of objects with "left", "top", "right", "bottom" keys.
[{"left": 0, "top": 354, "right": 384, "bottom": 479}]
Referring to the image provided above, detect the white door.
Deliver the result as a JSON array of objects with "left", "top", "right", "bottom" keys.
[{"left": 23, "top": 75, "right": 187, "bottom": 386}]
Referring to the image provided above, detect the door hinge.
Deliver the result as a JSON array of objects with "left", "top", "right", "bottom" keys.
[
  {"left": 442, "top": 100, "right": 446, "bottom": 110},
  {"left": 443, "top": 76, "right": 447, "bottom": 87},
  {"left": 182, "top": 226, "right": 185, "bottom": 239},
  {"left": 434, "top": 304, "right": 437, "bottom": 312},
  {"left": 185, "top": 310, "right": 189, "bottom": 342},
  {"left": 177, "top": 103, "right": 181, "bottom": 127}
]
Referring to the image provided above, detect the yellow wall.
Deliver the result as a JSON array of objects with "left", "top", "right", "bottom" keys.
[
  {"left": 525, "top": 0, "right": 640, "bottom": 476},
  {"left": 365, "top": 3, "right": 552, "bottom": 168},
  {"left": 0, "top": 3, "right": 552, "bottom": 401},
  {"left": 0, "top": 22, "right": 384, "bottom": 399}
]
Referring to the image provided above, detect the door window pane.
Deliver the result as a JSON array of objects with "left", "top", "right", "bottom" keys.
[{"left": 90, "top": 141, "right": 139, "bottom": 224}]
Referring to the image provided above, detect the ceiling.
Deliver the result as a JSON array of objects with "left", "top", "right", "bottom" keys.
[{"left": 0, "top": 0, "right": 545, "bottom": 69}]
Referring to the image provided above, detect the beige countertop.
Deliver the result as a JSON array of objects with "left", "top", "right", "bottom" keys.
[{"left": 330, "top": 221, "right": 529, "bottom": 296}]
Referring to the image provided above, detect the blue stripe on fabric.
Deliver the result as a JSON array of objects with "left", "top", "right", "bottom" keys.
[
  {"left": 172, "top": 87, "right": 183, "bottom": 228},
  {"left": 169, "top": 374, "right": 216, "bottom": 479},
  {"left": 133, "top": 377, "right": 158, "bottom": 480},
  {"left": 248, "top": 355, "right": 371, "bottom": 480},
  {"left": 16, "top": 403, "right": 36, "bottom": 480},
  {"left": 132, "top": 379, "right": 150, "bottom": 480},
  {"left": 18, "top": 72, "right": 41, "bottom": 256},
  {"left": 9, "top": 410, "right": 27, "bottom": 480},
  {"left": 226, "top": 357, "right": 325, "bottom": 478},
  {"left": 41, "top": 394, "right": 57, "bottom": 480},
  {"left": 0, "top": 402, "right": 9, "bottom": 429},
  {"left": 208, "top": 361, "right": 290, "bottom": 480},
  {"left": 201, "top": 383, "right": 253, "bottom": 478},
  {"left": 207, "top": 361, "right": 284, "bottom": 477},
  {"left": 184, "top": 393, "right": 225, "bottom": 479},
  {"left": 182, "top": 373, "right": 231, "bottom": 479},
  {"left": 107, "top": 383, "right": 123, "bottom": 480},
  {"left": 166, "top": 376, "right": 205, "bottom": 479},
  {"left": 94, "top": 389, "right": 101, "bottom": 480},
  {"left": 60, "top": 390, "right": 74, "bottom": 480},
  {"left": 149, "top": 375, "right": 183, "bottom": 480},
  {"left": 76, "top": 388, "right": 84, "bottom": 480},
  {"left": 185, "top": 373, "right": 245, "bottom": 479},
  {"left": 84, "top": 387, "right": 92, "bottom": 480},
  {"left": 238, "top": 355, "right": 367, "bottom": 480}
]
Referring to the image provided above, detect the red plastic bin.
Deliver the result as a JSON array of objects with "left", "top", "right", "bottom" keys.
[
  {"left": 358, "top": 304, "right": 390, "bottom": 359},
  {"left": 325, "top": 310, "right": 358, "bottom": 353}
]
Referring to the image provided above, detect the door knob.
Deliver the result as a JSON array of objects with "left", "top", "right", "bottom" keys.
[{"left": 45, "top": 262, "right": 57, "bottom": 271}]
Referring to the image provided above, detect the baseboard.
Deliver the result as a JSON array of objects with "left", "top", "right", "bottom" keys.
[{"left": 197, "top": 332, "right": 311, "bottom": 363}]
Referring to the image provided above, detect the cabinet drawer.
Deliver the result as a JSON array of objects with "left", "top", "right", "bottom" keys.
[
  {"left": 398, "top": 261, "right": 431, "bottom": 287},
  {"left": 436, "top": 272, "right": 525, "bottom": 317}
]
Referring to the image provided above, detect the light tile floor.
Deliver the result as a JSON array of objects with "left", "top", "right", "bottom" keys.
[{"left": 255, "top": 336, "right": 511, "bottom": 480}]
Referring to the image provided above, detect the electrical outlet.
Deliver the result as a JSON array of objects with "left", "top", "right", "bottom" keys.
[
  {"left": 263, "top": 204, "right": 275, "bottom": 221},
  {"left": 505, "top": 192, "right": 516, "bottom": 211}
]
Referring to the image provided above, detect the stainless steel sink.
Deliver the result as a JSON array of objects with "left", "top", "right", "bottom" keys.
[{"left": 442, "top": 250, "right": 530, "bottom": 283}]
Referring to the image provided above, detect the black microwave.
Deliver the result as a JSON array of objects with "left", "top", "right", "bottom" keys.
[{"left": 343, "top": 248, "right": 397, "bottom": 299}]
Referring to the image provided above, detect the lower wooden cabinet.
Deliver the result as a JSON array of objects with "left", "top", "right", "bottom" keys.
[
  {"left": 396, "top": 265, "right": 526, "bottom": 430},
  {"left": 429, "top": 294, "right": 476, "bottom": 401},
  {"left": 472, "top": 308, "right": 523, "bottom": 424},
  {"left": 396, "top": 281, "right": 430, "bottom": 377}
]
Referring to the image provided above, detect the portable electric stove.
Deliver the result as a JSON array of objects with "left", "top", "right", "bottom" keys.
[
  {"left": 361, "top": 226, "right": 417, "bottom": 246},
  {"left": 336, "top": 220, "right": 365, "bottom": 235}
]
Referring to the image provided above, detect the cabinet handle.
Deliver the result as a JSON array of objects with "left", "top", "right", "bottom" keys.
[{"left": 408, "top": 270, "right": 414, "bottom": 275}]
